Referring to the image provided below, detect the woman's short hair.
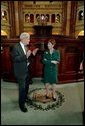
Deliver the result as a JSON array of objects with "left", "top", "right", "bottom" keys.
[
  {"left": 48, "top": 39, "right": 56, "bottom": 45},
  {"left": 20, "top": 32, "right": 30, "bottom": 40}
]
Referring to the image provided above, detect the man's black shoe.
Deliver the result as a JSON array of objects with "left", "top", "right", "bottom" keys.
[
  {"left": 20, "top": 107, "right": 28, "bottom": 112},
  {"left": 29, "top": 80, "right": 33, "bottom": 85}
]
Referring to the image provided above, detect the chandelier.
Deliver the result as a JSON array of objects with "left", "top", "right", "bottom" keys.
[{"left": 37, "top": 15, "right": 48, "bottom": 26}]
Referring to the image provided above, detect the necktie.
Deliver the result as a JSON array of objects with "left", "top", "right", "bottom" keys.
[
  {"left": 24, "top": 45, "right": 28, "bottom": 54},
  {"left": 24, "top": 45, "right": 30, "bottom": 66}
]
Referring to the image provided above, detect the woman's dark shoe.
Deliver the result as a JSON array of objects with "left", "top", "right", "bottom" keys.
[
  {"left": 52, "top": 97, "right": 56, "bottom": 101},
  {"left": 45, "top": 95, "right": 49, "bottom": 99}
]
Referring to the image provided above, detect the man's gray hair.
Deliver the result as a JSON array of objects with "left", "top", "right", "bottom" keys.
[{"left": 20, "top": 32, "right": 30, "bottom": 40}]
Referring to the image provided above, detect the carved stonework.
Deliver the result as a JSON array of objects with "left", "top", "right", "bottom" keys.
[{"left": 22, "top": 1, "right": 63, "bottom": 34}]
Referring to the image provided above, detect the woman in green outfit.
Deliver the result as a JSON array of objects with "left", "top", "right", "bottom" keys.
[{"left": 42, "top": 39, "right": 60, "bottom": 101}]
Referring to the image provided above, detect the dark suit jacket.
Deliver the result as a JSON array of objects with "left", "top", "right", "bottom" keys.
[{"left": 12, "top": 43, "right": 28, "bottom": 79}]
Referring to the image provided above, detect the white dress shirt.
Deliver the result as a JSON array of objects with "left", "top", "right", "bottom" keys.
[{"left": 20, "top": 41, "right": 26, "bottom": 55}]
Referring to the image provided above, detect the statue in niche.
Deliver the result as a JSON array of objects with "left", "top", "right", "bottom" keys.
[
  {"left": 78, "top": 10, "right": 84, "bottom": 20},
  {"left": 25, "top": 14, "right": 30, "bottom": 23},
  {"left": 2, "top": 10, "right": 7, "bottom": 21},
  {"left": 37, "top": 15, "right": 41, "bottom": 25},
  {"left": 55, "top": 14, "right": 60, "bottom": 23}
]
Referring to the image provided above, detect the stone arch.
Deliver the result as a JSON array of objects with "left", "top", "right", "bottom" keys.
[
  {"left": 1, "top": 30, "right": 7, "bottom": 36},
  {"left": 78, "top": 30, "right": 84, "bottom": 36}
]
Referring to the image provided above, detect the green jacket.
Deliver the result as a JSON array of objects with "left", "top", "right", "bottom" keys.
[{"left": 42, "top": 49, "right": 60, "bottom": 84}]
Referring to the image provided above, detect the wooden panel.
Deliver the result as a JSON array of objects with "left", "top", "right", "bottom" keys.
[
  {"left": 1, "top": 36, "right": 84, "bottom": 83},
  {"left": 33, "top": 25, "right": 53, "bottom": 36},
  {"left": 65, "top": 53, "right": 78, "bottom": 72}
]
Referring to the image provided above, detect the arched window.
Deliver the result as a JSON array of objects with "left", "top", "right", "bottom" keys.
[
  {"left": 36, "top": 14, "right": 39, "bottom": 19},
  {"left": 36, "top": 14, "right": 40, "bottom": 25},
  {"left": 51, "top": 14, "right": 55, "bottom": 23},
  {"left": 30, "top": 14, "right": 34, "bottom": 23},
  {"left": 55, "top": 14, "right": 60, "bottom": 23},
  {"left": 25, "top": 14, "right": 30, "bottom": 23},
  {"left": 46, "top": 14, "right": 49, "bottom": 22}
]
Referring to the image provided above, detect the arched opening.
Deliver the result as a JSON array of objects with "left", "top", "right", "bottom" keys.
[
  {"left": 78, "top": 10, "right": 84, "bottom": 20},
  {"left": 30, "top": 14, "right": 34, "bottom": 23},
  {"left": 78, "top": 30, "right": 84, "bottom": 36},
  {"left": 1, "top": 30, "right": 7, "bottom": 39},
  {"left": 25, "top": 14, "right": 30, "bottom": 23}
]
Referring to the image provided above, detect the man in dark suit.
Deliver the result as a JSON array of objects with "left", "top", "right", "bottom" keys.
[{"left": 12, "top": 32, "right": 38, "bottom": 112}]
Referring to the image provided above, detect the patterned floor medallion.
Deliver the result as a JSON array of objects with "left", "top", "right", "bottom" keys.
[{"left": 27, "top": 88, "right": 65, "bottom": 111}]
